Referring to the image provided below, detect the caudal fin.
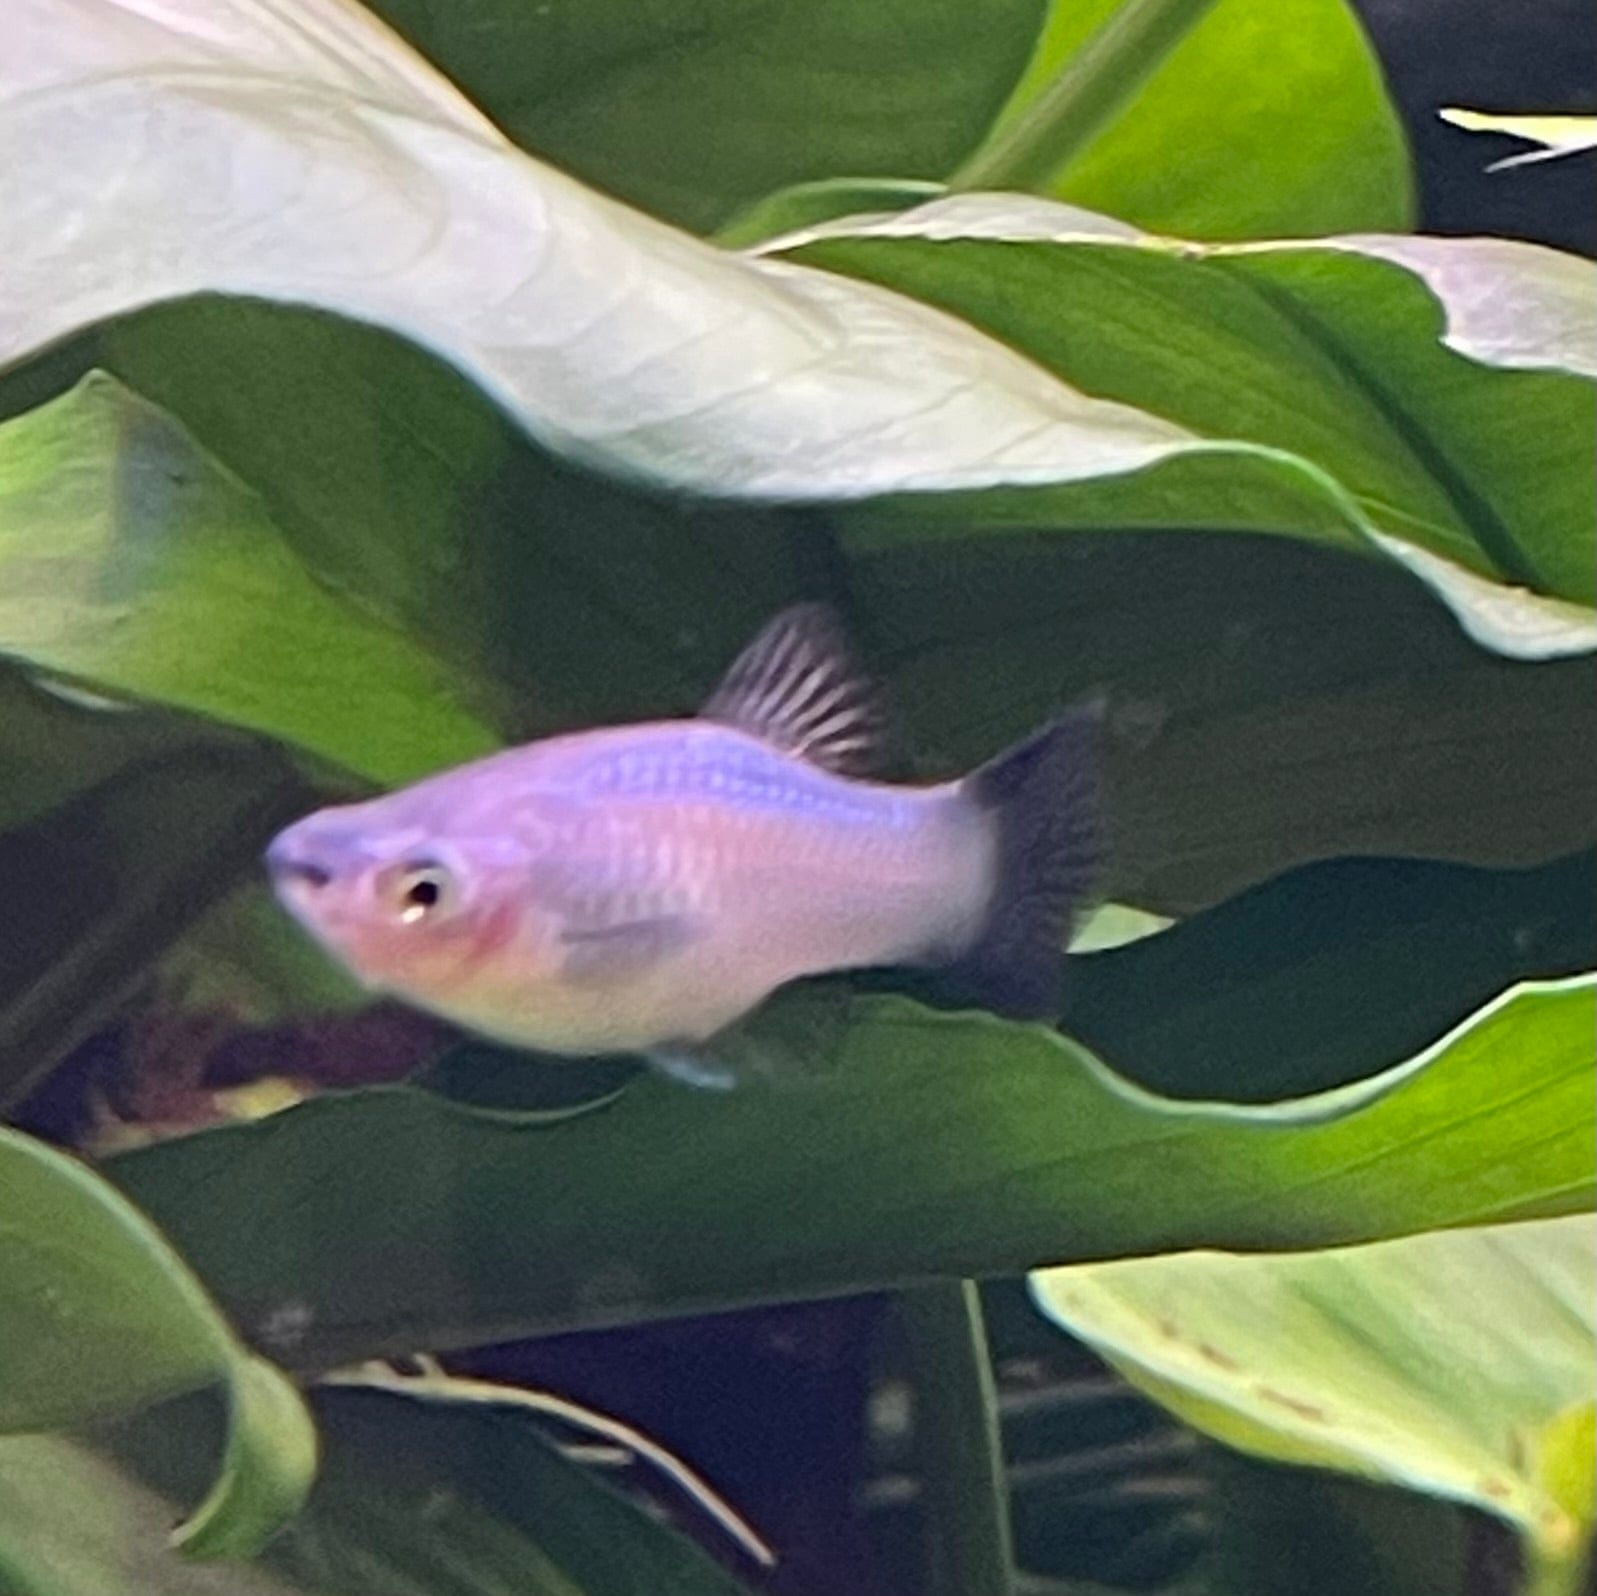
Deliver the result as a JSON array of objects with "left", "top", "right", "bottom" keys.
[{"left": 949, "top": 705, "right": 1106, "bottom": 1020}]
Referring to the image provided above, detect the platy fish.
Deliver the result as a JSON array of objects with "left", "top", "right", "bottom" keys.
[{"left": 266, "top": 605, "right": 1103, "bottom": 1087}]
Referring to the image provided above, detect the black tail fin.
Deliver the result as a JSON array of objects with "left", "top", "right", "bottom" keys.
[{"left": 948, "top": 704, "right": 1106, "bottom": 1021}]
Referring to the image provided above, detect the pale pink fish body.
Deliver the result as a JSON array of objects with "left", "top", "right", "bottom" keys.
[
  {"left": 270, "top": 720, "right": 992, "bottom": 1055},
  {"left": 267, "top": 605, "right": 1103, "bottom": 1084}
]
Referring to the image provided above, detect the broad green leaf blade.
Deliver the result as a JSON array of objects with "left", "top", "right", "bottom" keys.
[
  {"left": 364, "top": 0, "right": 1045, "bottom": 232},
  {"left": 0, "top": 0, "right": 1574, "bottom": 659},
  {"left": 153, "top": 883, "right": 367, "bottom": 1028},
  {"left": 774, "top": 204, "right": 1597, "bottom": 613},
  {"left": 0, "top": 1128, "right": 235, "bottom": 1431},
  {"left": 107, "top": 979, "right": 1595, "bottom": 1368},
  {"left": 0, "top": 1126, "right": 315, "bottom": 1555},
  {"left": 0, "top": 731, "right": 308, "bottom": 1109},
  {"left": 1439, "top": 109, "right": 1597, "bottom": 171},
  {"left": 1065, "top": 852, "right": 1597, "bottom": 1100},
  {"left": 0, "top": 373, "right": 500, "bottom": 785},
  {"left": 974, "top": 0, "right": 1412, "bottom": 236},
  {"left": 0, "top": 1435, "right": 301, "bottom": 1596},
  {"left": 1031, "top": 1216, "right": 1597, "bottom": 1578},
  {"left": 271, "top": 1386, "right": 763, "bottom": 1594},
  {"left": 175, "top": 1357, "right": 321, "bottom": 1560},
  {"left": 92, "top": 300, "right": 802, "bottom": 743},
  {"left": 0, "top": 664, "right": 250, "bottom": 834},
  {"left": 117, "top": 1383, "right": 763, "bottom": 1594},
  {"left": 1204, "top": 1458, "right": 1475, "bottom": 1596},
  {"left": 1, "top": 1384, "right": 760, "bottom": 1595},
  {"left": 856, "top": 527, "right": 1596, "bottom": 909}
]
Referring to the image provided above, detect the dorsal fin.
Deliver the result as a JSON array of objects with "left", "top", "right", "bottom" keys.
[{"left": 701, "top": 604, "right": 886, "bottom": 777}]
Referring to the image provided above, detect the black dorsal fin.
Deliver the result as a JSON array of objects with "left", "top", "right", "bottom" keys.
[{"left": 701, "top": 604, "right": 885, "bottom": 777}]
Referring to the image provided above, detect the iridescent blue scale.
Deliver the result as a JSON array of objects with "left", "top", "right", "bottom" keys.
[{"left": 569, "top": 728, "right": 909, "bottom": 831}]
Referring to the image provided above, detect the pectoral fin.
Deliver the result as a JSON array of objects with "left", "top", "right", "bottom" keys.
[{"left": 645, "top": 1043, "right": 740, "bottom": 1091}]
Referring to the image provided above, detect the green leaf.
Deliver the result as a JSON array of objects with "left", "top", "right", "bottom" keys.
[
  {"left": 1031, "top": 1215, "right": 1597, "bottom": 1583},
  {"left": 92, "top": 301, "right": 801, "bottom": 742},
  {"left": 151, "top": 883, "right": 367, "bottom": 1028},
  {"left": 0, "top": 11, "right": 1203, "bottom": 511},
  {"left": 362, "top": 0, "right": 1045, "bottom": 232},
  {"left": 854, "top": 526, "right": 1596, "bottom": 910},
  {"left": 0, "top": 1435, "right": 302, "bottom": 1596},
  {"left": 1068, "top": 902, "right": 1175, "bottom": 954},
  {"left": 777, "top": 206, "right": 1597, "bottom": 615},
  {"left": 269, "top": 1386, "right": 762, "bottom": 1594},
  {"left": 1065, "top": 851, "right": 1597, "bottom": 1100},
  {"left": 0, "top": 699, "right": 309, "bottom": 1109},
  {"left": 0, "top": 664, "right": 243, "bottom": 834},
  {"left": 131, "top": 1381, "right": 764, "bottom": 1593},
  {"left": 1203, "top": 1457, "right": 1476, "bottom": 1596},
  {"left": 1439, "top": 109, "right": 1597, "bottom": 171},
  {"left": 1533, "top": 1401, "right": 1596, "bottom": 1542},
  {"left": 106, "top": 978, "right": 1595, "bottom": 1368},
  {"left": 968, "top": 0, "right": 1413, "bottom": 236},
  {"left": 174, "top": 1355, "right": 321, "bottom": 1560},
  {"left": 1, "top": 2, "right": 1582, "bottom": 658},
  {"left": 951, "top": 0, "right": 1230, "bottom": 197},
  {"left": 0, "top": 1125, "right": 315, "bottom": 1556},
  {"left": 0, "top": 1384, "right": 761, "bottom": 1595},
  {"left": 0, "top": 372, "right": 500, "bottom": 785}
]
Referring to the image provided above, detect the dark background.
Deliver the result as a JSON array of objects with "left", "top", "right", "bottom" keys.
[{"left": 1355, "top": 0, "right": 1595, "bottom": 256}]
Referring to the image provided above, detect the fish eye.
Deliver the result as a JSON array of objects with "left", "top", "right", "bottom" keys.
[{"left": 393, "top": 860, "right": 455, "bottom": 924}]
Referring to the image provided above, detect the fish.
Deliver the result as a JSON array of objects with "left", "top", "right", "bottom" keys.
[{"left": 265, "top": 604, "right": 1104, "bottom": 1088}]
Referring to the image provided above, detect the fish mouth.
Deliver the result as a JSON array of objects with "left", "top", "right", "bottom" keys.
[
  {"left": 263, "top": 832, "right": 359, "bottom": 951},
  {"left": 264, "top": 836, "right": 333, "bottom": 928},
  {"left": 265, "top": 846, "right": 332, "bottom": 893},
  {"left": 264, "top": 824, "right": 343, "bottom": 894}
]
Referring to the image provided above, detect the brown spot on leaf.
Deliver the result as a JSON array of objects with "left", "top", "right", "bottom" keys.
[
  {"left": 1198, "top": 1342, "right": 1239, "bottom": 1370},
  {"left": 1256, "top": 1385, "right": 1327, "bottom": 1421}
]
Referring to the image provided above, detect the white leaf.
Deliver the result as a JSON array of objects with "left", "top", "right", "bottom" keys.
[
  {"left": 3, "top": 1, "right": 1591, "bottom": 660},
  {"left": 2, "top": 0, "right": 1192, "bottom": 502}
]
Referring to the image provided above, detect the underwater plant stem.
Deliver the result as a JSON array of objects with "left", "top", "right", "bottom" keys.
[
  {"left": 951, "top": 0, "right": 1221, "bottom": 192},
  {"left": 899, "top": 1280, "right": 1016, "bottom": 1596}
]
